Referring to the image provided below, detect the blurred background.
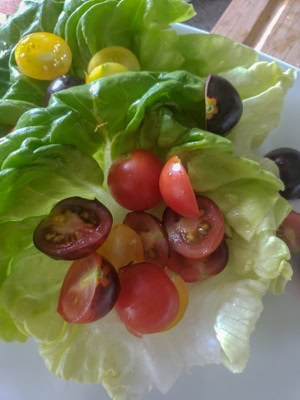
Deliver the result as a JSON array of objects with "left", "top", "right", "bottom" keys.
[{"left": 187, "top": 0, "right": 231, "bottom": 31}]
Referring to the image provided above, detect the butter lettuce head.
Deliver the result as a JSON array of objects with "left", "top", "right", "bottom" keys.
[{"left": 0, "top": 0, "right": 296, "bottom": 399}]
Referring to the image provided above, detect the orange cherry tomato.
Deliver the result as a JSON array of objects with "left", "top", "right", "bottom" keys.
[{"left": 98, "top": 224, "right": 144, "bottom": 269}]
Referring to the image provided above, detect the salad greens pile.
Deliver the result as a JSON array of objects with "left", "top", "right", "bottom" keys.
[{"left": 0, "top": 0, "right": 297, "bottom": 399}]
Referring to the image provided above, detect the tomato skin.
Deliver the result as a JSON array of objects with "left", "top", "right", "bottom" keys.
[
  {"left": 159, "top": 155, "right": 199, "bottom": 218},
  {"left": 123, "top": 211, "right": 169, "bottom": 267},
  {"left": 98, "top": 224, "right": 144, "bottom": 269},
  {"left": 15, "top": 32, "right": 72, "bottom": 81},
  {"left": 163, "top": 195, "right": 225, "bottom": 259},
  {"left": 86, "top": 62, "right": 128, "bottom": 83},
  {"left": 33, "top": 197, "right": 112, "bottom": 260},
  {"left": 108, "top": 150, "right": 163, "bottom": 211},
  {"left": 277, "top": 210, "right": 300, "bottom": 253},
  {"left": 88, "top": 46, "right": 140, "bottom": 74},
  {"left": 116, "top": 262, "right": 179, "bottom": 335},
  {"left": 163, "top": 268, "right": 189, "bottom": 331},
  {"left": 58, "top": 253, "right": 120, "bottom": 324},
  {"left": 167, "top": 240, "right": 228, "bottom": 282}
]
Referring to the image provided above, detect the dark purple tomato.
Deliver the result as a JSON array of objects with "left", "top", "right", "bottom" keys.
[
  {"left": 33, "top": 197, "right": 112, "bottom": 260},
  {"left": 58, "top": 253, "right": 120, "bottom": 324},
  {"left": 205, "top": 74, "right": 243, "bottom": 136},
  {"left": 265, "top": 148, "right": 300, "bottom": 199},
  {"left": 45, "top": 75, "right": 85, "bottom": 105},
  {"left": 123, "top": 211, "right": 169, "bottom": 267},
  {"left": 277, "top": 210, "right": 300, "bottom": 254},
  {"left": 167, "top": 240, "right": 229, "bottom": 282},
  {"left": 163, "top": 195, "right": 225, "bottom": 259}
]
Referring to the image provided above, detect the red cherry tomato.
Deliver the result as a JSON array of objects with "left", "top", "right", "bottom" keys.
[
  {"left": 116, "top": 262, "right": 179, "bottom": 336},
  {"left": 57, "top": 253, "right": 120, "bottom": 324},
  {"left": 123, "top": 211, "right": 169, "bottom": 267},
  {"left": 167, "top": 240, "right": 228, "bottom": 282},
  {"left": 159, "top": 155, "right": 199, "bottom": 218},
  {"left": 163, "top": 195, "right": 225, "bottom": 259},
  {"left": 277, "top": 210, "right": 300, "bottom": 253},
  {"left": 108, "top": 150, "right": 163, "bottom": 211},
  {"left": 33, "top": 197, "right": 112, "bottom": 260}
]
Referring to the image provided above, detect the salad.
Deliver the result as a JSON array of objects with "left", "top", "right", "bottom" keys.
[{"left": 0, "top": 0, "right": 298, "bottom": 399}]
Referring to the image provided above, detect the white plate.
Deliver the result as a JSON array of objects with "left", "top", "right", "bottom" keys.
[{"left": 0, "top": 24, "right": 300, "bottom": 400}]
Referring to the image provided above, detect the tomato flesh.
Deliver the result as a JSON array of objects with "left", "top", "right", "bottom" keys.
[
  {"left": 116, "top": 262, "right": 179, "bottom": 335},
  {"left": 108, "top": 150, "right": 163, "bottom": 211},
  {"left": 163, "top": 195, "right": 225, "bottom": 259},
  {"left": 15, "top": 32, "right": 72, "bottom": 80},
  {"left": 33, "top": 197, "right": 112, "bottom": 260},
  {"left": 123, "top": 211, "right": 169, "bottom": 267},
  {"left": 98, "top": 224, "right": 144, "bottom": 269},
  {"left": 168, "top": 240, "right": 228, "bottom": 282},
  {"left": 159, "top": 155, "right": 199, "bottom": 218},
  {"left": 58, "top": 253, "right": 120, "bottom": 324}
]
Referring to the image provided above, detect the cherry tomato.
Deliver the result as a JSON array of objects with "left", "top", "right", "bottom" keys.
[
  {"left": 33, "top": 197, "right": 112, "bottom": 260},
  {"left": 57, "top": 253, "right": 120, "bottom": 324},
  {"left": 167, "top": 240, "right": 228, "bottom": 282},
  {"left": 88, "top": 46, "right": 140, "bottom": 74},
  {"left": 277, "top": 210, "right": 300, "bottom": 253},
  {"left": 86, "top": 62, "right": 128, "bottom": 84},
  {"left": 163, "top": 195, "right": 224, "bottom": 259},
  {"left": 163, "top": 268, "right": 189, "bottom": 331},
  {"left": 116, "top": 262, "right": 179, "bottom": 335},
  {"left": 45, "top": 75, "right": 84, "bottom": 105},
  {"left": 123, "top": 211, "right": 169, "bottom": 267},
  {"left": 159, "top": 155, "right": 199, "bottom": 218},
  {"left": 108, "top": 149, "right": 163, "bottom": 211},
  {"left": 15, "top": 32, "right": 72, "bottom": 80},
  {"left": 98, "top": 224, "right": 144, "bottom": 269}
]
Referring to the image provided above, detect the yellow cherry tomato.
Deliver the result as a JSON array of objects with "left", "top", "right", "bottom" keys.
[
  {"left": 163, "top": 268, "right": 189, "bottom": 331},
  {"left": 86, "top": 62, "right": 128, "bottom": 83},
  {"left": 15, "top": 32, "right": 72, "bottom": 81},
  {"left": 88, "top": 46, "right": 140, "bottom": 74},
  {"left": 98, "top": 224, "right": 144, "bottom": 270}
]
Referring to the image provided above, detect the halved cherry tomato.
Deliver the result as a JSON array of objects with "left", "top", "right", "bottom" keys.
[
  {"left": 57, "top": 253, "right": 120, "bottom": 324},
  {"left": 98, "top": 224, "right": 144, "bottom": 269},
  {"left": 108, "top": 150, "right": 163, "bottom": 211},
  {"left": 159, "top": 155, "right": 199, "bottom": 218},
  {"left": 88, "top": 46, "right": 140, "bottom": 74},
  {"left": 167, "top": 240, "right": 228, "bottom": 282},
  {"left": 277, "top": 210, "right": 300, "bottom": 253},
  {"left": 163, "top": 268, "right": 189, "bottom": 330},
  {"left": 15, "top": 32, "right": 72, "bottom": 80},
  {"left": 163, "top": 195, "right": 224, "bottom": 259},
  {"left": 116, "top": 262, "right": 179, "bottom": 336},
  {"left": 123, "top": 211, "right": 169, "bottom": 267},
  {"left": 33, "top": 197, "right": 112, "bottom": 260},
  {"left": 86, "top": 62, "right": 128, "bottom": 83}
]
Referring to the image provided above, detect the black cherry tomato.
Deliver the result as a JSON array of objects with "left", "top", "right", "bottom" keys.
[
  {"left": 33, "top": 197, "right": 112, "bottom": 260},
  {"left": 123, "top": 211, "right": 169, "bottom": 267},
  {"left": 167, "top": 240, "right": 228, "bottom": 282},
  {"left": 57, "top": 253, "right": 120, "bottom": 324}
]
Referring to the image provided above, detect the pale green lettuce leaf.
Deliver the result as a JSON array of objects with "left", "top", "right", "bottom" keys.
[{"left": 0, "top": 306, "right": 27, "bottom": 342}]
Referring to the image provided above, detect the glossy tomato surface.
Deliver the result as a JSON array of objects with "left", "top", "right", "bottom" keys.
[
  {"left": 123, "top": 211, "right": 169, "bottom": 267},
  {"left": 163, "top": 195, "right": 224, "bottom": 259},
  {"left": 15, "top": 32, "right": 72, "bottom": 80},
  {"left": 108, "top": 150, "right": 163, "bottom": 211},
  {"left": 116, "top": 262, "right": 179, "bottom": 335},
  {"left": 168, "top": 240, "right": 228, "bottom": 282},
  {"left": 159, "top": 155, "right": 199, "bottom": 218},
  {"left": 88, "top": 46, "right": 140, "bottom": 74},
  {"left": 33, "top": 197, "right": 112, "bottom": 260},
  {"left": 58, "top": 253, "right": 120, "bottom": 324},
  {"left": 98, "top": 224, "right": 144, "bottom": 269}
]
